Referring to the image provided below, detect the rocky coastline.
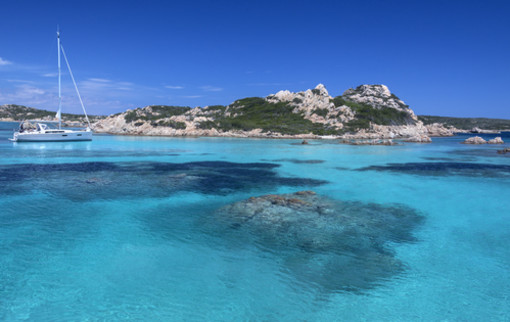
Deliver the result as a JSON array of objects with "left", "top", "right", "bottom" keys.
[{"left": 92, "top": 84, "right": 459, "bottom": 141}]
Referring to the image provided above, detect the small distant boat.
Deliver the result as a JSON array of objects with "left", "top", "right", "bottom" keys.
[{"left": 10, "top": 29, "right": 92, "bottom": 142}]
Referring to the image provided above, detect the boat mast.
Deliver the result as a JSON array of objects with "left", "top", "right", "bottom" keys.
[
  {"left": 60, "top": 45, "right": 91, "bottom": 128},
  {"left": 57, "top": 27, "right": 62, "bottom": 129}
]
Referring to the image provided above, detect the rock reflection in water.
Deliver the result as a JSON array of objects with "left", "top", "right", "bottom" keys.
[{"left": 210, "top": 191, "right": 424, "bottom": 293}]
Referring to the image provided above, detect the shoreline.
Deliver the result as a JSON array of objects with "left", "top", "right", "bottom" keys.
[
  {"left": 92, "top": 129, "right": 508, "bottom": 140},
  {"left": 2, "top": 120, "right": 508, "bottom": 141}
]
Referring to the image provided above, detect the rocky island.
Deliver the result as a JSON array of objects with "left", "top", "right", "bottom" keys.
[
  {"left": 3, "top": 84, "right": 510, "bottom": 140},
  {"left": 93, "top": 84, "right": 455, "bottom": 140}
]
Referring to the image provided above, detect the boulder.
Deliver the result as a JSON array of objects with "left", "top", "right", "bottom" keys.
[
  {"left": 487, "top": 137, "right": 504, "bottom": 144},
  {"left": 349, "top": 139, "right": 396, "bottom": 146},
  {"left": 405, "top": 135, "right": 432, "bottom": 143},
  {"left": 462, "top": 136, "right": 487, "bottom": 144}
]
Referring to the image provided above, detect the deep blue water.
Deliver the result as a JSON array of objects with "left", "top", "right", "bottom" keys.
[{"left": 1, "top": 122, "right": 509, "bottom": 320}]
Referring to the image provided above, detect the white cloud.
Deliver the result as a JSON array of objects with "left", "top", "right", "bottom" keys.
[
  {"left": 182, "top": 95, "right": 203, "bottom": 98},
  {"left": 0, "top": 84, "right": 53, "bottom": 108},
  {"left": 42, "top": 73, "right": 58, "bottom": 77},
  {"left": 0, "top": 57, "right": 12, "bottom": 66},
  {"left": 0, "top": 75, "right": 168, "bottom": 115},
  {"left": 200, "top": 85, "right": 223, "bottom": 92},
  {"left": 165, "top": 85, "right": 184, "bottom": 89},
  {"left": 88, "top": 78, "right": 111, "bottom": 83}
]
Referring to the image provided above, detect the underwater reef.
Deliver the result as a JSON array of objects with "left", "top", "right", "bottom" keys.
[
  {"left": 209, "top": 191, "right": 424, "bottom": 292},
  {"left": 0, "top": 161, "right": 327, "bottom": 200}
]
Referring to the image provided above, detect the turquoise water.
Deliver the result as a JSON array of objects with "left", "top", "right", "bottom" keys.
[{"left": 1, "top": 121, "right": 509, "bottom": 321}]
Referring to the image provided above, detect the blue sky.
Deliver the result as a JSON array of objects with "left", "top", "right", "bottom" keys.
[{"left": 1, "top": 0, "right": 509, "bottom": 118}]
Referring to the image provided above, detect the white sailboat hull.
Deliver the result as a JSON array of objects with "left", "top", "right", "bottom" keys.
[{"left": 13, "top": 129, "right": 93, "bottom": 142}]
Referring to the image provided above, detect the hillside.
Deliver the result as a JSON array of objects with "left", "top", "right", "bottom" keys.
[
  {"left": 0, "top": 104, "right": 105, "bottom": 124},
  {"left": 95, "top": 84, "right": 441, "bottom": 138},
  {"left": 418, "top": 115, "right": 510, "bottom": 131}
]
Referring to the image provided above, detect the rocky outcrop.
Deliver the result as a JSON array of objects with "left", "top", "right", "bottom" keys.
[
  {"left": 497, "top": 147, "right": 510, "bottom": 154},
  {"left": 487, "top": 137, "right": 504, "bottom": 144},
  {"left": 343, "top": 84, "right": 413, "bottom": 114},
  {"left": 92, "top": 84, "right": 457, "bottom": 140},
  {"left": 340, "top": 139, "right": 397, "bottom": 146},
  {"left": 425, "top": 123, "right": 457, "bottom": 136},
  {"left": 340, "top": 122, "right": 453, "bottom": 140},
  {"left": 462, "top": 136, "right": 487, "bottom": 144},
  {"left": 405, "top": 135, "right": 432, "bottom": 143},
  {"left": 266, "top": 84, "right": 355, "bottom": 129},
  {"left": 469, "top": 127, "right": 500, "bottom": 134}
]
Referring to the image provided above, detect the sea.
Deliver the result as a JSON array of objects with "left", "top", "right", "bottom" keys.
[{"left": 1, "top": 121, "right": 509, "bottom": 321}]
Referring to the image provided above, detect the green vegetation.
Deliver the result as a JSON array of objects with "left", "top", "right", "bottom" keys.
[
  {"left": 350, "top": 105, "right": 413, "bottom": 127},
  {"left": 330, "top": 96, "right": 414, "bottom": 131},
  {"left": 217, "top": 97, "right": 341, "bottom": 135},
  {"left": 124, "top": 105, "right": 190, "bottom": 123},
  {"left": 150, "top": 120, "right": 186, "bottom": 129},
  {"left": 331, "top": 96, "right": 348, "bottom": 108},
  {"left": 150, "top": 105, "right": 190, "bottom": 115},
  {"left": 205, "top": 105, "right": 226, "bottom": 112},
  {"left": 418, "top": 115, "right": 510, "bottom": 130},
  {"left": 313, "top": 108, "right": 329, "bottom": 118},
  {"left": 124, "top": 110, "right": 139, "bottom": 123},
  {"left": 292, "top": 97, "right": 303, "bottom": 104}
]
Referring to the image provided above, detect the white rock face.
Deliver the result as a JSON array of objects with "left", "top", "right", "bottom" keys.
[
  {"left": 462, "top": 136, "right": 487, "bottom": 144},
  {"left": 405, "top": 135, "right": 432, "bottom": 143},
  {"left": 487, "top": 137, "right": 504, "bottom": 144},
  {"left": 424, "top": 123, "right": 456, "bottom": 137},
  {"left": 267, "top": 84, "right": 354, "bottom": 129},
  {"left": 342, "top": 84, "right": 419, "bottom": 124}
]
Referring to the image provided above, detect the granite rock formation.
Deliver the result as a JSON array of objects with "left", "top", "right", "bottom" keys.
[
  {"left": 462, "top": 136, "right": 487, "bottom": 144},
  {"left": 93, "top": 84, "right": 455, "bottom": 140},
  {"left": 487, "top": 137, "right": 504, "bottom": 144},
  {"left": 405, "top": 134, "right": 432, "bottom": 143}
]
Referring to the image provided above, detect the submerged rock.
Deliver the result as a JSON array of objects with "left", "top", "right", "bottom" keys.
[
  {"left": 462, "top": 136, "right": 487, "bottom": 144},
  {"left": 359, "top": 161, "right": 510, "bottom": 177},
  {"left": 497, "top": 147, "right": 510, "bottom": 154},
  {"left": 210, "top": 191, "right": 424, "bottom": 292},
  {"left": 0, "top": 161, "right": 328, "bottom": 200},
  {"left": 487, "top": 137, "right": 504, "bottom": 144}
]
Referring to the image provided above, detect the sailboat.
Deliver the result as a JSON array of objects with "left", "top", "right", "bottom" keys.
[{"left": 10, "top": 29, "right": 93, "bottom": 142}]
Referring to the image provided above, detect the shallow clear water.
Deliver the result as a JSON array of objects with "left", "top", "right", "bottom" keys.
[{"left": 1, "top": 121, "right": 509, "bottom": 321}]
